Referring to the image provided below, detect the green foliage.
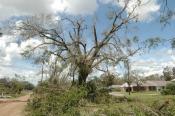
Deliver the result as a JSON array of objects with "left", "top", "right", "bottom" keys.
[
  {"left": 9, "top": 79, "right": 24, "bottom": 94},
  {"left": 102, "top": 74, "right": 115, "bottom": 87},
  {"left": 163, "top": 66, "right": 173, "bottom": 81},
  {"left": 26, "top": 82, "right": 88, "bottom": 116},
  {"left": 23, "top": 81, "right": 35, "bottom": 90},
  {"left": 161, "top": 82, "right": 175, "bottom": 95},
  {"left": 0, "top": 82, "right": 6, "bottom": 94},
  {"left": 94, "top": 88, "right": 112, "bottom": 104},
  {"left": 86, "top": 80, "right": 115, "bottom": 104},
  {"left": 0, "top": 78, "right": 34, "bottom": 96},
  {"left": 27, "top": 81, "right": 175, "bottom": 116},
  {"left": 86, "top": 80, "right": 98, "bottom": 94},
  {"left": 27, "top": 79, "right": 120, "bottom": 115}
]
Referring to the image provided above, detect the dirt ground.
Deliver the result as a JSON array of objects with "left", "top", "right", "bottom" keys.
[{"left": 0, "top": 95, "right": 30, "bottom": 116}]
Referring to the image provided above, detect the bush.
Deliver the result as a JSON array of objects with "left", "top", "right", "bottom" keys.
[
  {"left": 23, "top": 81, "right": 35, "bottom": 90},
  {"left": 27, "top": 80, "right": 118, "bottom": 115},
  {"left": 9, "top": 80, "right": 24, "bottom": 94},
  {"left": 0, "top": 78, "right": 34, "bottom": 96},
  {"left": 161, "top": 82, "right": 175, "bottom": 95},
  {"left": 26, "top": 83, "right": 88, "bottom": 116}
]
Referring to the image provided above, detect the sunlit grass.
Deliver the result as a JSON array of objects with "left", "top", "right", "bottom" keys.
[{"left": 77, "top": 91, "right": 175, "bottom": 115}]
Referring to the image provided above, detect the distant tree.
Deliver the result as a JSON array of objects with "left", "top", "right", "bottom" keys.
[
  {"left": 100, "top": 71, "right": 116, "bottom": 87},
  {"left": 0, "top": 81, "right": 6, "bottom": 96},
  {"left": 123, "top": 69, "right": 144, "bottom": 91},
  {"left": 144, "top": 74, "right": 162, "bottom": 81},
  {"left": 22, "top": 81, "right": 35, "bottom": 90},
  {"left": 0, "top": 76, "right": 34, "bottom": 95},
  {"left": 161, "top": 82, "right": 175, "bottom": 95},
  {"left": 172, "top": 67, "right": 175, "bottom": 78},
  {"left": 0, "top": 78, "right": 10, "bottom": 86},
  {"left": 9, "top": 79, "right": 24, "bottom": 94},
  {"left": 130, "top": 70, "right": 143, "bottom": 85},
  {"left": 163, "top": 66, "right": 173, "bottom": 81},
  {"left": 112, "top": 76, "right": 124, "bottom": 85}
]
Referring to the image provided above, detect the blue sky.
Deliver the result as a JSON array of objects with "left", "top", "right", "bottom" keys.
[{"left": 0, "top": 0, "right": 175, "bottom": 83}]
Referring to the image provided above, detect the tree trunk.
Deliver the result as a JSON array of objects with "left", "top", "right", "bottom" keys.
[
  {"left": 78, "top": 65, "right": 90, "bottom": 85},
  {"left": 78, "top": 71, "right": 89, "bottom": 85}
]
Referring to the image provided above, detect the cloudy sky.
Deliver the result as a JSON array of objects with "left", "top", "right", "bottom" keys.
[{"left": 0, "top": 0, "right": 175, "bottom": 83}]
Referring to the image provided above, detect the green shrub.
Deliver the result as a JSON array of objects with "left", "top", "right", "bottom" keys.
[
  {"left": 94, "top": 88, "right": 112, "bottom": 104},
  {"left": 26, "top": 83, "right": 88, "bottom": 116},
  {"left": 0, "top": 78, "right": 34, "bottom": 96},
  {"left": 161, "top": 89, "right": 171, "bottom": 95},
  {"left": 23, "top": 81, "right": 35, "bottom": 90},
  {"left": 161, "top": 82, "right": 175, "bottom": 95}
]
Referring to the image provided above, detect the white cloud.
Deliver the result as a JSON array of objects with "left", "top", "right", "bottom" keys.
[
  {"left": 0, "top": 0, "right": 160, "bottom": 21},
  {"left": 0, "top": 35, "right": 39, "bottom": 79},
  {"left": 4, "top": 43, "right": 20, "bottom": 64},
  {"left": 131, "top": 48, "right": 175, "bottom": 76},
  {"left": 0, "top": 0, "right": 57, "bottom": 19},
  {"left": 0, "top": 0, "right": 98, "bottom": 20},
  {"left": 0, "top": 35, "right": 18, "bottom": 64},
  {"left": 116, "top": 0, "right": 160, "bottom": 21},
  {"left": 52, "top": 0, "right": 98, "bottom": 15},
  {"left": 100, "top": 0, "right": 160, "bottom": 21}
]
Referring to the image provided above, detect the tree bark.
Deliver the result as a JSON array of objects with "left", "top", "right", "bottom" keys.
[
  {"left": 78, "top": 71, "right": 89, "bottom": 85},
  {"left": 77, "top": 65, "right": 91, "bottom": 85}
]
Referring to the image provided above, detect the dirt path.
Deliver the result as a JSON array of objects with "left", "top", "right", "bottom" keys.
[{"left": 0, "top": 95, "right": 30, "bottom": 116}]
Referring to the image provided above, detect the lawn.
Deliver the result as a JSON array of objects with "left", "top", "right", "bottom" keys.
[
  {"left": 124, "top": 91, "right": 174, "bottom": 105},
  {"left": 78, "top": 91, "right": 175, "bottom": 116}
]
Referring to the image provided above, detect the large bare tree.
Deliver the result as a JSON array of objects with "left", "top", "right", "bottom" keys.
[{"left": 16, "top": 1, "right": 144, "bottom": 85}]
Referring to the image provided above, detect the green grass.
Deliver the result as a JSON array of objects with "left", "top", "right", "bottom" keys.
[
  {"left": 78, "top": 91, "right": 175, "bottom": 115},
  {"left": 124, "top": 91, "right": 174, "bottom": 105}
]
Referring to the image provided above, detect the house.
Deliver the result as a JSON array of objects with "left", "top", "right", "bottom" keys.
[
  {"left": 144, "top": 81, "right": 169, "bottom": 91},
  {"left": 119, "top": 81, "right": 170, "bottom": 92}
]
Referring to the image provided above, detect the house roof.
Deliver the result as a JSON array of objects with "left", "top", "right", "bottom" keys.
[{"left": 142, "top": 81, "right": 169, "bottom": 87}]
